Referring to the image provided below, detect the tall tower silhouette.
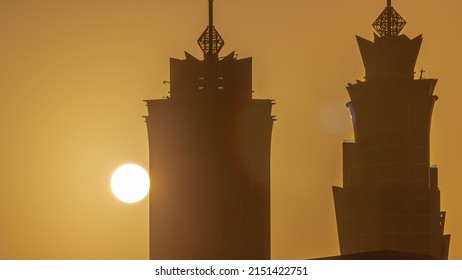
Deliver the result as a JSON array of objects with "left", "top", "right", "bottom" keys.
[
  {"left": 145, "top": 0, "right": 274, "bottom": 260},
  {"left": 332, "top": 0, "right": 450, "bottom": 259}
]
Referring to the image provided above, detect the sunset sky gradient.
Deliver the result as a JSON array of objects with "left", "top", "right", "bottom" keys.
[{"left": 0, "top": 0, "right": 461, "bottom": 259}]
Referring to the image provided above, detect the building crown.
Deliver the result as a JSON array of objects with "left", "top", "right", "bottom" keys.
[
  {"left": 197, "top": 0, "right": 225, "bottom": 59},
  {"left": 372, "top": 0, "right": 406, "bottom": 37}
]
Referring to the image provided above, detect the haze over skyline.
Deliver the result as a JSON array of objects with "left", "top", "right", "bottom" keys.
[{"left": 0, "top": 0, "right": 461, "bottom": 259}]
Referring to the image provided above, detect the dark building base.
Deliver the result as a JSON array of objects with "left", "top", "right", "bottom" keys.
[{"left": 313, "top": 250, "right": 432, "bottom": 260}]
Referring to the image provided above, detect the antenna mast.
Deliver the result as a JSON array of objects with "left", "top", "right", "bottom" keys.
[
  {"left": 387, "top": 0, "right": 392, "bottom": 35},
  {"left": 208, "top": 0, "right": 214, "bottom": 53}
]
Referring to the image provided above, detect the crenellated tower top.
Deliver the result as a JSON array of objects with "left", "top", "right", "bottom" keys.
[{"left": 355, "top": 0, "right": 420, "bottom": 81}]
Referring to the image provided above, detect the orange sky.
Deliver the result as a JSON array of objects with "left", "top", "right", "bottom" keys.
[{"left": 0, "top": 0, "right": 461, "bottom": 259}]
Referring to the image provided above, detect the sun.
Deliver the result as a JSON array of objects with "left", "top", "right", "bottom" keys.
[{"left": 110, "top": 163, "right": 150, "bottom": 203}]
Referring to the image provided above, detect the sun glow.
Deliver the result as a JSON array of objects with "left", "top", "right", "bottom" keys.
[{"left": 110, "top": 164, "right": 150, "bottom": 203}]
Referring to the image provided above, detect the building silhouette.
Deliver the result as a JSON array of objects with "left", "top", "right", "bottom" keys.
[
  {"left": 332, "top": 0, "right": 450, "bottom": 259},
  {"left": 314, "top": 250, "right": 432, "bottom": 260},
  {"left": 144, "top": 0, "right": 274, "bottom": 260}
]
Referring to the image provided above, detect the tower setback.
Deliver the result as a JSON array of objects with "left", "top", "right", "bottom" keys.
[
  {"left": 332, "top": 1, "right": 450, "bottom": 259},
  {"left": 145, "top": 0, "right": 274, "bottom": 260}
]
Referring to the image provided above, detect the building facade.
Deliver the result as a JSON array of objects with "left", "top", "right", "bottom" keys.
[{"left": 145, "top": 0, "right": 274, "bottom": 260}]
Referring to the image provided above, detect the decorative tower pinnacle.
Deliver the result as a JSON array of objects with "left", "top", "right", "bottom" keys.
[
  {"left": 372, "top": 0, "right": 406, "bottom": 37},
  {"left": 197, "top": 0, "right": 224, "bottom": 59}
]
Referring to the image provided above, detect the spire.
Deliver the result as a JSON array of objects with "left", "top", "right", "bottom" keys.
[
  {"left": 208, "top": 0, "right": 213, "bottom": 28},
  {"left": 197, "top": 0, "right": 225, "bottom": 59},
  {"left": 372, "top": 0, "right": 406, "bottom": 37}
]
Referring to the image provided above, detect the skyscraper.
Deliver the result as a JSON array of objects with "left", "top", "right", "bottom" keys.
[
  {"left": 144, "top": 0, "right": 274, "bottom": 260},
  {"left": 332, "top": 0, "right": 450, "bottom": 259}
]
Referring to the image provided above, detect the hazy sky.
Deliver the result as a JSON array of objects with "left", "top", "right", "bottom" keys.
[{"left": 0, "top": 0, "right": 461, "bottom": 259}]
